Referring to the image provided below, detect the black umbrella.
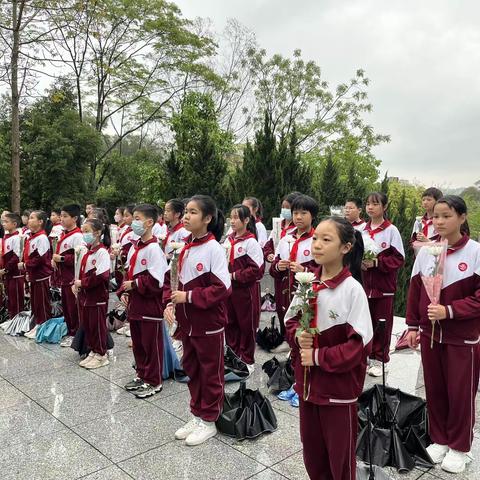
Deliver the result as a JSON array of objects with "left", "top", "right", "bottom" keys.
[
  {"left": 50, "top": 287, "right": 63, "bottom": 318},
  {"left": 262, "top": 355, "right": 294, "bottom": 392},
  {"left": 107, "top": 304, "right": 127, "bottom": 331},
  {"left": 256, "top": 316, "right": 283, "bottom": 351},
  {"left": 224, "top": 345, "right": 250, "bottom": 382},
  {"left": 71, "top": 324, "right": 115, "bottom": 356},
  {"left": 216, "top": 381, "right": 278, "bottom": 440},
  {"left": 357, "top": 321, "right": 433, "bottom": 473}
]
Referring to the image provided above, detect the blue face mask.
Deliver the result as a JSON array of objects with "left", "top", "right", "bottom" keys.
[
  {"left": 280, "top": 208, "right": 292, "bottom": 220},
  {"left": 83, "top": 232, "right": 95, "bottom": 245},
  {"left": 131, "top": 220, "right": 146, "bottom": 237}
]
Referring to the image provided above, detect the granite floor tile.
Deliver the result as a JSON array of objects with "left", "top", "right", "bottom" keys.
[
  {"left": 0, "top": 379, "right": 30, "bottom": 409},
  {"left": 78, "top": 465, "right": 133, "bottom": 479}
]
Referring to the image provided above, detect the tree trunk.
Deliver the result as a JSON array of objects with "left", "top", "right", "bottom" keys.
[{"left": 10, "top": 0, "right": 21, "bottom": 213}]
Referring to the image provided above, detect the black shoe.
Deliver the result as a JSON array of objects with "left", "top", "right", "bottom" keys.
[
  {"left": 134, "top": 383, "right": 163, "bottom": 398},
  {"left": 124, "top": 377, "right": 144, "bottom": 391}
]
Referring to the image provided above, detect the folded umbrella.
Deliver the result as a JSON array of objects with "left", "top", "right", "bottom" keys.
[
  {"left": 262, "top": 355, "right": 294, "bottom": 392},
  {"left": 107, "top": 304, "right": 126, "bottom": 331},
  {"left": 72, "top": 324, "right": 115, "bottom": 356},
  {"left": 224, "top": 345, "right": 250, "bottom": 382},
  {"left": 216, "top": 381, "right": 278, "bottom": 440},
  {"left": 256, "top": 316, "right": 283, "bottom": 351},
  {"left": 2, "top": 310, "right": 33, "bottom": 336},
  {"left": 35, "top": 316, "right": 67, "bottom": 344}
]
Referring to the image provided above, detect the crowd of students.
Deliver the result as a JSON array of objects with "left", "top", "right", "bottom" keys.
[{"left": 0, "top": 187, "right": 479, "bottom": 478}]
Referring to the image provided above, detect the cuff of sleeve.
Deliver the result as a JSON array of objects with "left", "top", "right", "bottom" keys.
[
  {"left": 313, "top": 348, "right": 319, "bottom": 366},
  {"left": 232, "top": 272, "right": 236, "bottom": 281},
  {"left": 187, "top": 291, "right": 192, "bottom": 303},
  {"left": 446, "top": 305, "right": 454, "bottom": 319},
  {"left": 133, "top": 279, "right": 138, "bottom": 290},
  {"left": 407, "top": 326, "right": 419, "bottom": 331},
  {"left": 374, "top": 258, "right": 378, "bottom": 267}
]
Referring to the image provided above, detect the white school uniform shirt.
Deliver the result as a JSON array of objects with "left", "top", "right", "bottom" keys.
[
  {"left": 27, "top": 233, "right": 50, "bottom": 257},
  {"left": 363, "top": 223, "right": 405, "bottom": 257},
  {"left": 56, "top": 230, "right": 85, "bottom": 254},
  {"left": 2, "top": 233, "right": 21, "bottom": 258},
  {"left": 275, "top": 231, "right": 314, "bottom": 265},
  {"left": 49, "top": 224, "right": 64, "bottom": 239},
  {"left": 164, "top": 225, "right": 190, "bottom": 256},
  {"left": 152, "top": 222, "right": 168, "bottom": 240},
  {"left": 255, "top": 221, "right": 268, "bottom": 248},
  {"left": 126, "top": 240, "right": 168, "bottom": 287},
  {"left": 83, "top": 247, "right": 110, "bottom": 276},
  {"left": 223, "top": 235, "right": 264, "bottom": 269}
]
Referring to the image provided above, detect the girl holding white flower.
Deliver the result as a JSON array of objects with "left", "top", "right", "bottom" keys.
[
  {"left": 406, "top": 196, "right": 480, "bottom": 474},
  {"left": 285, "top": 217, "right": 372, "bottom": 480},
  {"left": 361, "top": 192, "right": 405, "bottom": 377},
  {"left": 224, "top": 204, "right": 264, "bottom": 369}
]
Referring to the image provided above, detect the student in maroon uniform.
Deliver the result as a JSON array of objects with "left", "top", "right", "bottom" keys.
[
  {"left": 361, "top": 192, "right": 405, "bottom": 377},
  {"left": 242, "top": 197, "right": 268, "bottom": 248},
  {"left": 120, "top": 204, "right": 168, "bottom": 398},
  {"left": 263, "top": 192, "right": 301, "bottom": 262},
  {"left": 52, "top": 204, "right": 85, "bottom": 347},
  {"left": 73, "top": 218, "right": 111, "bottom": 369},
  {"left": 285, "top": 217, "right": 372, "bottom": 480},
  {"left": 164, "top": 195, "right": 231, "bottom": 447},
  {"left": 0, "top": 213, "right": 24, "bottom": 318},
  {"left": 410, "top": 187, "right": 443, "bottom": 246},
  {"left": 270, "top": 194, "right": 319, "bottom": 353},
  {"left": 406, "top": 195, "right": 480, "bottom": 474},
  {"left": 163, "top": 198, "right": 189, "bottom": 259},
  {"left": 224, "top": 204, "right": 264, "bottom": 369},
  {"left": 344, "top": 198, "right": 366, "bottom": 231},
  {"left": 19, "top": 211, "right": 53, "bottom": 339}
]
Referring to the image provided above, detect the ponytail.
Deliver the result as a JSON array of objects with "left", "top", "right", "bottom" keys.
[
  {"left": 210, "top": 210, "right": 225, "bottom": 242},
  {"left": 32, "top": 210, "right": 52, "bottom": 235},
  {"left": 85, "top": 218, "right": 111, "bottom": 248}
]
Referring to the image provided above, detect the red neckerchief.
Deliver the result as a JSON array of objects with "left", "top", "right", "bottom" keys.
[
  {"left": 178, "top": 232, "right": 215, "bottom": 274},
  {"left": 280, "top": 220, "right": 295, "bottom": 239},
  {"left": 289, "top": 228, "right": 315, "bottom": 261},
  {"left": 79, "top": 244, "right": 103, "bottom": 278},
  {"left": 447, "top": 234, "right": 469, "bottom": 255},
  {"left": 256, "top": 218, "right": 262, "bottom": 224},
  {"left": 24, "top": 230, "right": 46, "bottom": 262},
  {"left": 120, "top": 226, "right": 132, "bottom": 242},
  {"left": 351, "top": 219, "right": 365, "bottom": 227},
  {"left": 127, "top": 237, "right": 156, "bottom": 280},
  {"left": 228, "top": 232, "right": 255, "bottom": 265},
  {"left": 164, "top": 222, "right": 184, "bottom": 247},
  {"left": 364, "top": 219, "right": 392, "bottom": 239},
  {"left": 56, "top": 227, "right": 81, "bottom": 254},
  {"left": 421, "top": 214, "right": 433, "bottom": 237},
  {"left": 158, "top": 220, "right": 165, "bottom": 226},
  {"left": 309, "top": 267, "right": 351, "bottom": 347}
]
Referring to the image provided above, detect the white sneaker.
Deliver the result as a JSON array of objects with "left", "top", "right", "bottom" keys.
[
  {"left": 84, "top": 353, "right": 110, "bottom": 370},
  {"left": 270, "top": 341, "right": 290, "bottom": 354},
  {"left": 60, "top": 336, "right": 73, "bottom": 347},
  {"left": 185, "top": 419, "right": 217, "bottom": 446},
  {"left": 247, "top": 364, "right": 255, "bottom": 375},
  {"left": 107, "top": 349, "right": 114, "bottom": 359},
  {"left": 441, "top": 449, "right": 473, "bottom": 473},
  {"left": 125, "top": 327, "right": 131, "bottom": 337},
  {"left": 426, "top": 443, "right": 449, "bottom": 464},
  {"left": 175, "top": 417, "right": 201, "bottom": 440},
  {"left": 79, "top": 351, "right": 95, "bottom": 367},
  {"left": 24, "top": 325, "right": 38, "bottom": 339},
  {"left": 367, "top": 360, "right": 388, "bottom": 378}
]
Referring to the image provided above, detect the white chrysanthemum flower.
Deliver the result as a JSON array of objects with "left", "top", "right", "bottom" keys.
[
  {"left": 295, "top": 271, "right": 316, "bottom": 285},
  {"left": 170, "top": 241, "right": 185, "bottom": 252},
  {"left": 427, "top": 245, "right": 444, "bottom": 257}
]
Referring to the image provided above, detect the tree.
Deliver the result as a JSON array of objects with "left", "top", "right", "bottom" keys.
[
  {"left": 317, "top": 152, "right": 343, "bottom": 216},
  {"left": 248, "top": 49, "right": 389, "bottom": 154},
  {"left": 19, "top": 82, "right": 101, "bottom": 210},
  {"left": 0, "top": 0, "right": 58, "bottom": 211},
  {"left": 380, "top": 171, "right": 390, "bottom": 195},
  {"left": 168, "top": 92, "right": 232, "bottom": 206}
]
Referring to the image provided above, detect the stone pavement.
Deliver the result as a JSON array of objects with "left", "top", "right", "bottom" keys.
[{"left": 1, "top": 314, "right": 479, "bottom": 480}]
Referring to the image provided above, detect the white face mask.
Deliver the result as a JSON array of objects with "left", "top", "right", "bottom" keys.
[
  {"left": 280, "top": 208, "right": 292, "bottom": 220},
  {"left": 114, "top": 214, "right": 122, "bottom": 223}
]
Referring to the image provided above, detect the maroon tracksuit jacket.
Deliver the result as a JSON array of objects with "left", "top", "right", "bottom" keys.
[
  {"left": 1, "top": 232, "right": 24, "bottom": 318},
  {"left": 285, "top": 267, "right": 373, "bottom": 480},
  {"left": 163, "top": 232, "right": 232, "bottom": 422},
  {"left": 78, "top": 245, "right": 110, "bottom": 356},
  {"left": 361, "top": 220, "right": 405, "bottom": 362},
  {"left": 24, "top": 230, "right": 53, "bottom": 325},
  {"left": 224, "top": 232, "right": 264, "bottom": 365},
  {"left": 123, "top": 237, "right": 168, "bottom": 387},
  {"left": 406, "top": 235, "right": 480, "bottom": 452},
  {"left": 55, "top": 228, "right": 84, "bottom": 335},
  {"left": 269, "top": 228, "right": 317, "bottom": 336}
]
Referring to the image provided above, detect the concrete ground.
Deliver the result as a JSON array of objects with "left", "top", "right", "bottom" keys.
[{"left": 1, "top": 312, "right": 479, "bottom": 480}]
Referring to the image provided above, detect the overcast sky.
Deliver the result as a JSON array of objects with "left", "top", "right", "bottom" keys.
[{"left": 176, "top": 0, "right": 480, "bottom": 189}]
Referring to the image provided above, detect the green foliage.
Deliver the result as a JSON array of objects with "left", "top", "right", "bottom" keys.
[
  {"left": 380, "top": 172, "right": 390, "bottom": 195},
  {"left": 461, "top": 185, "right": 480, "bottom": 239},
  {"left": 0, "top": 131, "right": 10, "bottom": 209},
  {"left": 317, "top": 152, "right": 343, "bottom": 216},
  {"left": 235, "top": 113, "right": 313, "bottom": 225},
  {"left": 17, "top": 83, "right": 101, "bottom": 211}
]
